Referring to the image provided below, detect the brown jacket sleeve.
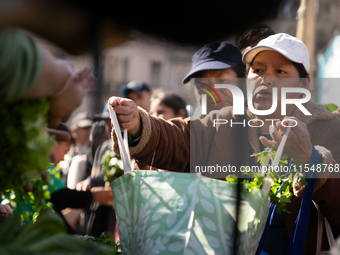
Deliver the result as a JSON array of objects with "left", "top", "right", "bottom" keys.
[{"left": 111, "top": 106, "right": 241, "bottom": 173}]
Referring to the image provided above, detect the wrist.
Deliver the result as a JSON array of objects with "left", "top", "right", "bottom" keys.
[{"left": 129, "top": 114, "right": 142, "bottom": 139}]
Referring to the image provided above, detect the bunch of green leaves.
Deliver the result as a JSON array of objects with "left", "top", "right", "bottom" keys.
[
  {"left": 226, "top": 147, "right": 306, "bottom": 213},
  {"left": 0, "top": 208, "right": 115, "bottom": 255},
  {"left": 101, "top": 150, "right": 124, "bottom": 183},
  {"left": 1, "top": 173, "right": 54, "bottom": 224},
  {"left": 78, "top": 232, "right": 121, "bottom": 255},
  {"left": 0, "top": 98, "right": 55, "bottom": 191}
]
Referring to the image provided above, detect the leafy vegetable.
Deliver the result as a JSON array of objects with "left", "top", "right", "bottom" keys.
[
  {"left": 78, "top": 232, "right": 121, "bottom": 255},
  {"left": 0, "top": 208, "right": 115, "bottom": 255},
  {"left": 1, "top": 175, "right": 53, "bottom": 224},
  {"left": 226, "top": 147, "right": 306, "bottom": 213},
  {"left": 0, "top": 98, "right": 54, "bottom": 191},
  {"left": 101, "top": 150, "right": 124, "bottom": 183}
]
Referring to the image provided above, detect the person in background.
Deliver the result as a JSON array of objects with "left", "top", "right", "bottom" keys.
[
  {"left": 66, "top": 112, "right": 94, "bottom": 189},
  {"left": 76, "top": 103, "right": 116, "bottom": 238},
  {"left": 237, "top": 24, "right": 275, "bottom": 73},
  {"left": 182, "top": 41, "right": 246, "bottom": 117},
  {"left": 237, "top": 24, "right": 275, "bottom": 55},
  {"left": 70, "top": 112, "right": 94, "bottom": 156},
  {"left": 120, "top": 80, "right": 152, "bottom": 112},
  {"left": 149, "top": 89, "right": 187, "bottom": 120},
  {"left": 49, "top": 123, "right": 113, "bottom": 234}
]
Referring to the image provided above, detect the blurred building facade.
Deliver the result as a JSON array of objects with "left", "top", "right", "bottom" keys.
[{"left": 35, "top": 0, "right": 340, "bottom": 119}]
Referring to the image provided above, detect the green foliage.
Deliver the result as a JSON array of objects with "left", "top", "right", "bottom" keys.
[
  {"left": 0, "top": 98, "right": 55, "bottom": 191},
  {"left": 1, "top": 175, "right": 53, "bottom": 224},
  {"left": 226, "top": 147, "right": 306, "bottom": 213},
  {"left": 101, "top": 150, "right": 124, "bottom": 183},
  {"left": 0, "top": 208, "right": 115, "bottom": 255},
  {"left": 78, "top": 232, "right": 121, "bottom": 254},
  {"left": 323, "top": 103, "right": 338, "bottom": 113}
]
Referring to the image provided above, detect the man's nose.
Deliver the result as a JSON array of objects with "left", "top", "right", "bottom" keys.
[{"left": 261, "top": 75, "right": 274, "bottom": 86}]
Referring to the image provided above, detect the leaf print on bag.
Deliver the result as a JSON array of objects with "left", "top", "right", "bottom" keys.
[
  {"left": 168, "top": 242, "right": 183, "bottom": 252},
  {"left": 149, "top": 194, "right": 161, "bottom": 209},
  {"left": 164, "top": 176, "right": 175, "bottom": 186},
  {"left": 200, "top": 199, "right": 214, "bottom": 213},
  {"left": 148, "top": 177, "right": 161, "bottom": 189},
  {"left": 146, "top": 224, "right": 160, "bottom": 238},
  {"left": 166, "top": 210, "right": 177, "bottom": 227},
  {"left": 177, "top": 194, "right": 188, "bottom": 211},
  {"left": 202, "top": 216, "right": 217, "bottom": 231},
  {"left": 152, "top": 208, "right": 169, "bottom": 222},
  {"left": 162, "top": 187, "right": 177, "bottom": 203},
  {"left": 185, "top": 248, "right": 197, "bottom": 255},
  {"left": 118, "top": 221, "right": 128, "bottom": 240},
  {"left": 115, "top": 203, "right": 126, "bottom": 219},
  {"left": 127, "top": 179, "right": 133, "bottom": 198},
  {"left": 205, "top": 235, "right": 220, "bottom": 248},
  {"left": 141, "top": 184, "right": 152, "bottom": 200},
  {"left": 113, "top": 187, "right": 122, "bottom": 201},
  {"left": 221, "top": 187, "right": 233, "bottom": 198},
  {"left": 199, "top": 183, "right": 211, "bottom": 198},
  {"left": 187, "top": 180, "right": 197, "bottom": 196}
]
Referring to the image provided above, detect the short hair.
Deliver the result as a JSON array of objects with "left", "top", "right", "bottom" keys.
[
  {"left": 151, "top": 90, "right": 188, "bottom": 118},
  {"left": 292, "top": 62, "right": 309, "bottom": 78},
  {"left": 237, "top": 24, "right": 275, "bottom": 52}
]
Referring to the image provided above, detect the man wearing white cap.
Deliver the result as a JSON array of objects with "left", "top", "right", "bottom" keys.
[{"left": 108, "top": 33, "right": 340, "bottom": 254}]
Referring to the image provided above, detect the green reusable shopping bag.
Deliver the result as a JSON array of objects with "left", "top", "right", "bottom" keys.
[{"left": 111, "top": 171, "right": 270, "bottom": 255}]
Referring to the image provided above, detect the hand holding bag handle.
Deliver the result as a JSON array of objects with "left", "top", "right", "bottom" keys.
[{"left": 108, "top": 101, "right": 133, "bottom": 173}]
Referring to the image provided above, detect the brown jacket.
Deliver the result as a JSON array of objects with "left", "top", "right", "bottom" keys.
[{"left": 112, "top": 101, "right": 340, "bottom": 254}]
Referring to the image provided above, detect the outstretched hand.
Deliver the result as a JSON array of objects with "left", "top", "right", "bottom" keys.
[
  {"left": 259, "top": 117, "right": 313, "bottom": 164},
  {"left": 48, "top": 66, "right": 95, "bottom": 128},
  {"left": 108, "top": 96, "right": 141, "bottom": 138}
]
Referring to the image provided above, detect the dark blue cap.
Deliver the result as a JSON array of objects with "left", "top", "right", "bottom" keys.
[
  {"left": 182, "top": 41, "right": 243, "bottom": 84},
  {"left": 120, "top": 80, "right": 151, "bottom": 98}
]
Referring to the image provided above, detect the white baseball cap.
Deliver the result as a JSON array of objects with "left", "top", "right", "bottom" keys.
[{"left": 242, "top": 33, "right": 310, "bottom": 73}]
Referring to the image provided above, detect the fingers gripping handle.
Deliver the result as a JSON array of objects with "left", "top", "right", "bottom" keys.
[{"left": 108, "top": 101, "right": 133, "bottom": 174}]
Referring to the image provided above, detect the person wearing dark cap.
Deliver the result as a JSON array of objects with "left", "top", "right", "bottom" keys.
[
  {"left": 182, "top": 41, "right": 246, "bottom": 117},
  {"left": 120, "top": 80, "right": 152, "bottom": 112}
]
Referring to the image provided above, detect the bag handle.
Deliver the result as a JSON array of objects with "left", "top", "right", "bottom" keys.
[
  {"left": 108, "top": 101, "right": 133, "bottom": 174},
  {"left": 262, "top": 121, "right": 292, "bottom": 195},
  {"left": 316, "top": 210, "right": 336, "bottom": 255}
]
